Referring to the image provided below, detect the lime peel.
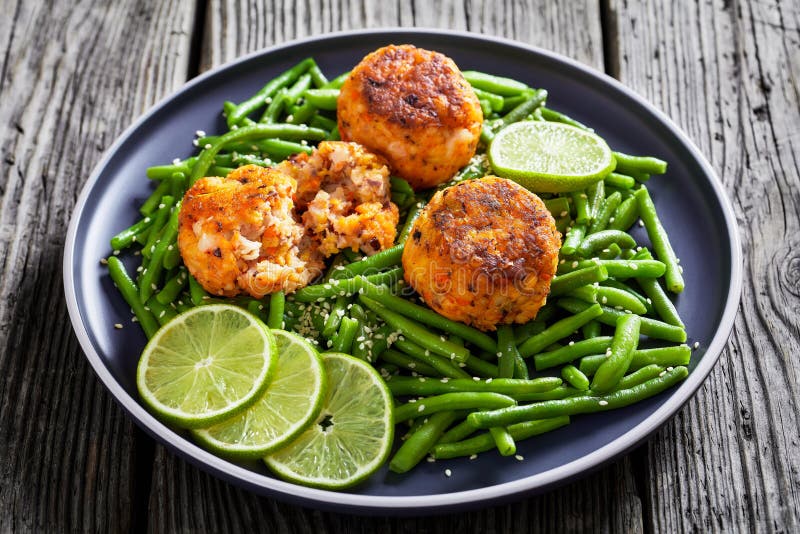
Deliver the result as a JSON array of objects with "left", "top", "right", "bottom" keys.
[{"left": 488, "top": 121, "right": 615, "bottom": 193}]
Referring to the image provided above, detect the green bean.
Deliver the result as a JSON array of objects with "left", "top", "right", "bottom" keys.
[
  {"left": 259, "top": 138, "right": 314, "bottom": 160},
  {"left": 206, "top": 165, "right": 235, "bottom": 177},
  {"left": 598, "top": 243, "right": 621, "bottom": 260},
  {"left": 560, "top": 259, "right": 666, "bottom": 279},
  {"left": 587, "top": 180, "right": 605, "bottom": 220},
  {"left": 330, "top": 316, "right": 358, "bottom": 353},
  {"left": 608, "top": 196, "right": 639, "bottom": 231},
  {"left": 188, "top": 275, "right": 209, "bottom": 306},
  {"left": 489, "top": 427, "right": 517, "bottom": 456},
  {"left": 247, "top": 300, "right": 268, "bottom": 322},
  {"left": 111, "top": 213, "right": 158, "bottom": 251},
  {"left": 437, "top": 155, "right": 489, "bottom": 191},
  {"left": 588, "top": 191, "right": 622, "bottom": 235},
  {"left": 470, "top": 86, "right": 504, "bottom": 112},
  {"left": 478, "top": 99, "right": 492, "bottom": 117},
  {"left": 561, "top": 365, "right": 590, "bottom": 390},
  {"left": 139, "top": 203, "right": 180, "bottom": 302},
  {"left": 107, "top": 257, "right": 160, "bottom": 338},
  {"left": 549, "top": 265, "right": 609, "bottom": 297},
  {"left": 601, "top": 279, "right": 652, "bottom": 314},
  {"left": 571, "top": 191, "right": 591, "bottom": 224},
  {"left": 566, "top": 285, "right": 597, "bottom": 304},
  {"left": 390, "top": 411, "right": 460, "bottom": 473},
  {"left": 303, "top": 88, "right": 339, "bottom": 110},
  {"left": 433, "top": 417, "right": 570, "bottom": 459},
  {"left": 561, "top": 223, "right": 587, "bottom": 256},
  {"left": 518, "top": 304, "right": 603, "bottom": 357},
  {"left": 544, "top": 197, "right": 571, "bottom": 218},
  {"left": 308, "top": 63, "right": 329, "bottom": 87},
  {"left": 146, "top": 158, "right": 198, "bottom": 181},
  {"left": 634, "top": 249, "right": 684, "bottom": 327},
  {"left": 533, "top": 336, "right": 613, "bottom": 371},
  {"left": 579, "top": 345, "right": 691, "bottom": 375},
  {"left": 139, "top": 179, "right": 171, "bottom": 216},
  {"left": 463, "top": 355, "right": 499, "bottom": 378},
  {"left": 141, "top": 196, "right": 174, "bottom": 259},
  {"left": 327, "top": 125, "right": 341, "bottom": 141},
  {"left": 360, "top": 296, "right": 471, "bottom": 362},
  {"left": 390, "top": 176, "right": 415, "bottom": 197},
  {"left": 582, "top": 319, "right": 602, "bottom": 339},
  {"left": 612, "top": 364, "right": 665, "bottom": 391},
  {"left": 285, "top": 73, "right": 313, "bottom": 106},
  {"left": 227, "top": 58, "right": 314, "bottom": 127},
  {"left": 513, "top": 385, "right": 583, "bottom": 402},
  {"left": 605, "top": 172, "right": 636, "bottom": 189},
  {"left": 462, "top": 71, "right": 529, "bottom": 96},
  {"left": 576, "top": 230, "right": 636, "bottom": 258},
  {"left": 499, "top": 89, "right": 548, "bottom": 129},
  {"left": 333, "top": 244, "right": 403, "bottom": 279},
  {"left": 591, "top": 315, "right": 641, "bottom": 393},
  {"left": 190, "top": 124, "right": 326, "bottom": 184},
  {"left": 259, "top": 87, "right": 287, "bottom": 123},
  {"left": 613, "top": 151, "right": 667, "bottom": 175},
  {"left": 310, "top": 113, "right": 337, "bottom": 132},
  {"left": 258, "top": 291, "right": 282, "bottom": 330},
  {"left": 398, "top": 201, "right": 425, "bottom": 244},
  {"left": 556, "top": 298, "right": 686, "bottom": 343},
  {"left": 467, "top": 366, "right": 688, "bottom": 429},
  {"left": 360, "top": 281, "right": 497, "bottom": 352},
  {"left": 513, "top": 351, "right": 529, "bottom": 379},
  {"left": 514, "top": 319, "right": 546, "bottom": 341},
  {"left": 380, "top": 349, "right": 440, "bottom": 376},
  {"left": 146, "top": 296, "right": 177, "bottom": 326},
  {"left": 635, "top": 188, "right": 684, "bottom": 293},
  {"left": 321, "top": 295, "right": 348, "bottom": 339},
  {"left": 394, "top": 339, "right": 471, "bottom": 379},
  {"left": 394, "top": 392, "right": 516, "bottom": 424},
  {"left": 499, "top": 91, "right": 533, "bottom": 113},
  {"left": 386, "top": 376, "right": 562, "bottom": 397},
  {"left": 162, "top": 244, "right": 181, "bottom": 270},
  {"left": 293, "top": 269, "right": 401, "bottom": 302},
  {"left": 437, "top": 418, "right": 479, "bottom": 444},
  {"left": 596, "top": 286, "right": 648, "bottom": 315},
  {"left": 540, "top": 107, "right": 590, "bottom": 130},
  {"left": 155, "top": 268, "right": 188, "bottom": 305}
]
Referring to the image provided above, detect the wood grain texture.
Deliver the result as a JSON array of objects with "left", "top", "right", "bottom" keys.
[
  {"left": 146, "top": 1, "right": 647, "bottom": 532},
  {"left": 607, "top": 0, "right": 800, "bottom": 531},
  {"left": 0, "top": 1, "right": 195, "bottom": 531}
]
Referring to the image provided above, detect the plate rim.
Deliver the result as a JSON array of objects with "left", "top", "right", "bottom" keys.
[{"left": 63, "top": 27, "right": 743, "bottom": 513}]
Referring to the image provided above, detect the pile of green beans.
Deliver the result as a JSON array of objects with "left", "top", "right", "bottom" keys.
[{"left": 106, "top": 58, "right": 692, "bottom": 479}]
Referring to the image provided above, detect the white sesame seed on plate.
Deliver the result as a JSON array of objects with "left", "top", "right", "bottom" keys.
[
  {"left": 469, "top": 454, "right": 478, "bottom": 460},
  {"left": 99, "top": 258, "right": 108, "bottom": 265},
  {"left": 693, "top": 342, "right": 700, "bottom": 349},
  {"left": 114, "top": 323, "right": 123, "bottom": 329},
  {"left": 444, "top": 469, "right": 452, "bottom": 477},
  {"left": 638, "top": 219, "right": 645, "bottom": 227},
  {"left": 427, "top": 456, "right": 435, "bottom": 463},
  {"left": 515, "top": 454, "right": 524, "bottom": 461}
]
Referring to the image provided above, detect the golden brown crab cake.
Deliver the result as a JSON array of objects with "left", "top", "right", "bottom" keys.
[
  {"left": 177, "top": 165, "right": 323, "bottom": 297},
  {"left": 337, "top": 44, "right": 483, "bottom": 190},
  {"left": 277, "top": 141, "right": 399, "bottom": 256},
  {"left": 401, "top": 176, "right": 561, "bottom": 331}
]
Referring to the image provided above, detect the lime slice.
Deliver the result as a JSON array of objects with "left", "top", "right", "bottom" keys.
[
  {"left": 264, "top": 352, "right": 394, "bottom": 489},
  {"left": 192, "top": 330, "right": 327, "bottom": 459},
  {"left": 488, "top": 121, "right": 615, "bottom": 192},
  {"left": 136, "top": 304, "right": 276, "bottom": 428}
]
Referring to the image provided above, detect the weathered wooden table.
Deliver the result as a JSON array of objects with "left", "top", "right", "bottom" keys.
[{"left": 1, "top": 0, "right": 797, "bottom": 531}]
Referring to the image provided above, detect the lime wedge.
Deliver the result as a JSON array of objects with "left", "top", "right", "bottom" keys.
[
  {"left": 192, "top": 330, "right": 327, "bottom": 459},
  {"left": 488, "top": 121, "right": 615, "bottom": 192},
  {"left": 136, "top": 304, "right": 276, "bottom": 428},
  {"left": 264, "top": 352, "right": 394, "bottom": 489}
]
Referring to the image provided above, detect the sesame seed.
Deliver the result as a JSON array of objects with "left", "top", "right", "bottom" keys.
[
  {"left": 486, "top": 378, "right": 493, "bottom": 383},
  {"left": 172, "top": 158, "right": 181, "bottom": 165},
  {"left": 559, "top": 259, "right": 565, "bottom": 264},
  {"left": 693, "top": 342, "right": 700, "bottom": 349},
  {"left": 601, "top": 296, "right": 608, "bottom": 304},
  {"left": 264, "top": 97, "right": 272, "bottom": 104},
  {"left": 418, "top": 404, "right": 425, "bottom": 412},
  {"left": 286, "top": 115, "right": 294, "bottom": 122},
  {"left": 427, "top": 456, "right": 435, "bottom": 463},
  {"left": 231, "top": 124, "right": 238, "bottom": 130},
  {"left": 659, "top": 370, "right": 667, "bottom": 377},
  {"left": 458, "top": 362, "right": 466, "bottom": 367},
  {"left": 192, "top": 139, "right": 199, "bottom": 146},
  {"left": 629, "top": 263, "right": 639, "bottom": 270},
  {"left": 614, "top": 305, "right": 624, "bottom": 310},
  {"left": 418, "top": 377, "right": 426, "bottom": 382},
  {"left": 99, "top": 258, "right": 108, "bottom": 265},
  {"left": 469, "top": 454, "right": 478, "bottom": 460},
  {"left": 114, "top": 323, "right": 123, "bottom": 329},
  {"left": 473, "top": 376, "right": 480, "bottom": 381},
  {"left": 560, "top": 210, "right": 568, "bottom": 217},
  {"left": 113, "top": 250, "right": 120, "bottom": 256},
  {"left": 408, "top": 363, "right": 416, "bottom": 369},
  {"left": 440, "top": 377, "right": 450, "bottom": 383},
  {"left": 444, "top": 469, "right": 452, "bottom": 477},
  {"left": 204, "top": 144, "right": 212, "bottom": 150},
  {"left": 515, "top": 454, "right": 524, "bottom": 461},
  {"left": 568, "top": 341, "right": 575, "bottom": 346},
  {"left": 571, "top": 261, "right": 579, "bottom": 268},
  {"left": 131, "top": 317, "right": 138, "bottom": 323},
  {"left": 598, "top": 400, "right": 609, "bottom": 406},
  {"left": 638, "top": 219, "right": 645, "bottom": 227}
]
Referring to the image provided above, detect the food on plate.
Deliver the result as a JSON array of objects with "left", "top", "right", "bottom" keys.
[
  {"left": 338, "top": 44, "right": 483, "bottom": 190},
  {"left": 277, "top": 141, "right": 399, "bottom": 256},
  {"left": 402, "top": 176, "right": 560, "bottom": 331},
  {"left": 106, "top": 49, "right": 691, "bottom": 490},
  {"left": 179, "top": 142, "right": 398, "bottom": 297},
  {"left": 178, "top": 164, "right": 324, "bottom": 297}
]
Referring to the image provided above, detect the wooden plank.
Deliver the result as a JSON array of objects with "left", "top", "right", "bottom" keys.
[
  {"left": 606, "top": 0, "right": 800, "bottom": 531},
  {"left": 148, "top": 1, "right": 646, "bottom": 532},
  {"left": 0, "top": 1, "right": 196, "bottom": 531}
]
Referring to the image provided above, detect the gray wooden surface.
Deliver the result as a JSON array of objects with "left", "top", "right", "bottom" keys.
[{"left": 0, "top": 0, "right": 797, "bottom": 531}]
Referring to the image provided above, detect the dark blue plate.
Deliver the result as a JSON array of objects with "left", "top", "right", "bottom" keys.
[{"left": 64, "top": 29, "right": 741, "bottom": 514}]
